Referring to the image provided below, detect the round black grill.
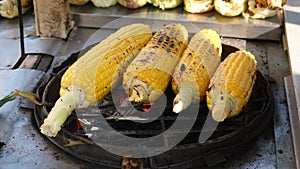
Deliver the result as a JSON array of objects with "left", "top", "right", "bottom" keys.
[{"left": 34, "top": 44, "right": 272, "bottom": 168}]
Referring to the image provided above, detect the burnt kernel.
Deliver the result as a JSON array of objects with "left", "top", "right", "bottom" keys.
[
  {"left": 220, "top": 96, "right": 224, "bottom": 100},
  {"left": 166, "top": 48, "right": 171, "bottom": 53},
  {"left": 166, "top": 36, "right": 170, "bottom": 41},
  {"left": 158, "top": 36, "right": 164, "bottom": 43},
  {"left": 170, "top": 41, "right": 174, "bottom": 48},
  {"left": 180, "top": 64, "right": 186, "bottom": 72},
  {"left": 137, "top": 59, "right": 149, "bottom": 63},
  {"left": 251, "top": 74, "right": 255, "bottom": 81},
  {"left": 207, "top": 87, "right": 212, "bottom": 92},
  {"left": 174, "top": 100, "right": 179, "bottom": 105}
]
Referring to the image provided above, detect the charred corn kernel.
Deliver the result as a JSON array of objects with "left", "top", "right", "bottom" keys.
[
  {"left": 206, "top": 50, "right": 257, "bottom": 122},
  {"left": 40, "top": 23, "right": 152, "bottom": 137},
  {"left": 172, "top": 29, "right": 222, "bottom": 113},
  {"left": 123, "top": 23, "right": 188, "bottom": 103}
]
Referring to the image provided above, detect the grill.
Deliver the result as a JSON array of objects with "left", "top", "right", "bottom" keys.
[{"left": 33, "top": 44, "right": 272, "bottom": 168}]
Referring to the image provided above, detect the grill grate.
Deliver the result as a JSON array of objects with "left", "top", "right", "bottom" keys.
[{"left": 33, "top": 44, "right": 272, "bottom": 168}]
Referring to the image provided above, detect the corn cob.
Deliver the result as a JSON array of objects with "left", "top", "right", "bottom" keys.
[
  {"left": 147, "top": 0, "right": 183, "bottom": 10},
  {"left": 242, "top": 0, "right": 277, "bottom": 19},
  {"left": 214, "top": 0, "right": 247, "bottom": 17},
  {"left": 91, "top": 0, "right": 117, "bottom": 8},
  {"left": 0, "top": 0, "right": 33, "bottom": 19},
  {"left": 123, "top": 23, "right": 188, "bottom": 103},
  {"left": 69, "top": 0, "right": 90, "bottom": 5},
  {"left": 40, "top": 23, "right": 152, "bottom": 137},
  {"left": 172, "top": 29, "right": 222, "bottom": 113},
  {"left": 255, "top": 0, "right": 286, "bottom": 9},
  {"left": 117, "top": 0, "right": 148, "bottom": 9},
  {"left": 206, "top": 50, "right": 257, "bottom": 122},
  {"left": 183, "top": 0, "right": 214, "bottom": 13}
]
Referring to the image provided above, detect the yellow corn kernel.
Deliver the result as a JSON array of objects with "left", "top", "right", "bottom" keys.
[
  {"left": 172, "top": 29, "right": 222, "bottom": 113},
  {"left": 206, "top": 50, "right": 257, "bottom": 122},
  {"left": 123, "top": 23, "right": 188, "bottom": 103}
]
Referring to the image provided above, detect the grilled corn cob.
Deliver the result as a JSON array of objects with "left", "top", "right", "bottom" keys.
[
  {"left": 0, "top": 0, "right": 32, "bottom": 19},
  {"left": 40, "top": 23, "right": 152, "bottom": 137},
  {"left": 69, "top": 0, "right": 90, "bottom": 5},
  {"left": 255, "top": 0, "right": 286, "bottom": 9},
  {"left": 183, "top": 0, "right": 214, "bottom": 13},
  {"left": 147, "top": 0, "right": 183, "bottom": 10},
  {"left": 123, "top": 23, "right": 188, "bottom": 103},
  {"left": 206, "top": 50, "right": 257, "bottom": 122},
  {"left": 117, "top": 0, "right": 147, "bottom": 9},
  {"left": 214, "top": 0, "right": 247, "bottom": 17},
  {"left": 172, "top": 29, "right": 222, "bottom": 113},
  {"left": 91, "top": 0, "right": 117, "bottom": 7},
  {"left": 242, "top": 0, "right": 277, "bottom": 19}
]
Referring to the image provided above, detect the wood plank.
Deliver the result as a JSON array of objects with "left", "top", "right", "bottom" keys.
[
  {"left": 18, "top": 54, "right": 53, "bottom": 72},
  {"left": 19, "top": 55, "right": 40, "bottom": 69}
]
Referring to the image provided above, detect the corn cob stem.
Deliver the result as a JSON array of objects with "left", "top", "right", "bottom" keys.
[
  {"left": 0, "top": 89, "right": 40, "bottom": 108},
  {"left": 40, "top": 85, "right": 89, "bottom": 137},
  {"left": 173, "top": 85, "right": 194, "bottom": 113},
  {"left": 211, "top": 94, "right": 232, "bottom": 122},
  {"left": 129, "top": 80, "right": 149, "bottom": 102}
]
